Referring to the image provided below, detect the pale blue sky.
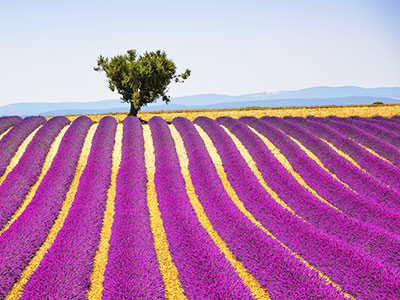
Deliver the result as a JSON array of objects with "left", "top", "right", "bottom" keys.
[{"left": 0, "top": 0, "right": 399, "bottom": 105}]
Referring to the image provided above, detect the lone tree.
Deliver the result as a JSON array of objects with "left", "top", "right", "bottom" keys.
[{"left": 94, "top": 49, "right": 191, "bottom": 116}]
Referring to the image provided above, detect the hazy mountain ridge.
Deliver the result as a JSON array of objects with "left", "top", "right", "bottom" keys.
[
  {"left": 169, "top": 86, "right": 400, "bottom": 105},
  {"left": 1, "top": 86, "right": 399, "bottom": 116}
]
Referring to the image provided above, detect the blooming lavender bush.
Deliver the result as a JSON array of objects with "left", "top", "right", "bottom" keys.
[
  {"left": 0, "top": 116, "right": 45, "bottom": 177},
  {"left": 20, "top": 116, "right": 115, "bottom": 299},
  {"left": 0, "top": 116, "right": 91, "bottom": 298},
  {"left": 103, "top": 116, "right": 164, "bottom": 299},
  {"left": 0, "top": 116, "right": 22, "bottom": 135}
]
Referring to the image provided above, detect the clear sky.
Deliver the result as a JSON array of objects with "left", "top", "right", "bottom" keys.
[{"left": 0, "top": 0, "right": 399, "bottom": 105}]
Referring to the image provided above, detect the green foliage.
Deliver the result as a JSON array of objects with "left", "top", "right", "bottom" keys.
[
  {"left": 94, "top": 49, "right": 191, "bottom": 116},
  {"left": 373, "top": 101, "right": 384, "bottom": 105}
]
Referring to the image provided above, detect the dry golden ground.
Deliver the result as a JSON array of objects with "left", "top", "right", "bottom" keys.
[{"left": 45, "top": 103, "right": 400, "bottom": 123}]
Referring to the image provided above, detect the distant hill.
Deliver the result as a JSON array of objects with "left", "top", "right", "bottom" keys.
[
  {"left": 1, "top": 86, "right": 399, "bottom": 116},
  {"left": 0, "top": 100, "right": 126, "bottom": 117},
  {"left": 241, "top": 86, "right": 400, "bottom": 102},
  {"left": 168, "top": 86, "right": 400, "bottom": 105},
  {"left": 188, "top": 96, "right": 400, "bottom": 110}
]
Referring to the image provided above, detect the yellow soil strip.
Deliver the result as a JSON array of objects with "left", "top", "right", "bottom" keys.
[
  {"left": 0, "top": 126, "right": 42, "bottom": 186},
  {"left": 356, "top": 141, "right": 393, "bottom": 164},
  {"left": 243, "top": 126, "right": 344, "bottom": 214},
  {"left": 0, "top": 127, "right": 12, "bottom": 141},
  {"left": 220, "top": 126, "right": 298, "bottom": 216},
  {"left": 87, "top": 124, "right": 123, "bottom": 299},
  {"left": 143, "top": 125, "right": 187, "bottom": 300},
  {"left": 319, "top": 138, "right": 365, "bottom": 170},
  {"left": 0, "top": 125, "right": 70, "bottom": 235},
  {"left": 287, "top": 135, "right": 355, "bottom": 192},
  {"left": 170, "top": 125, "right": 270, "bottom": 300},
  {"left": 6, "top": 124, "right": 97, "bottom": 300},
  {"left": 321, "top": 137, "right": 395, "bottom": 188},
  {"left": 195, "top": 124, "right": 354, "bottom": 300}
]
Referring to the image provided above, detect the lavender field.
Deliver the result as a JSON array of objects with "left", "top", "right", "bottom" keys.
[{"left": 0, "top": 115, "right": 400, "bottom": 299}]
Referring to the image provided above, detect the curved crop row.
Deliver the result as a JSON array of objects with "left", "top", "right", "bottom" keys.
[
  {"left": 347, "top": 117, "right": 400, "bottom": 148},
  {"left": 371, "top": 116, "right": 400, "bottom": 135},
  {"left": 175, "top": 117, "right": 347, "bottom": 299},
  {"left": 0, "top": 117, "right": 21, "bottom": 136},
  {"left": 170, "top": 123, "right": 271, "bottom": 299},
  {"left": 0, "top": 116, "right": 70, "bottom": 230},
  {"left": 19, "top": 117, "right": 116, "bottom": 299},
  {"left": 150, "top": 117, "right": 253, "bottom": 299},
  {"left": 240, "top": 116, "right": 400, "bottom": 237},
  {"left": 142, "top": 125, "right": 186, "bottom": 299},
  {"left": 88, "top": 122, "right": 123, "bottom": 299},
  {"left": 263, "top": 116, "right": 400, "bottom": 212},
  {"left": 196, "top": 116, "right": 400, "bottom": 299},
  {"left": 319, "top": 117, "right": 400, "bottom": 165},
  {"left": 0, "top": 116, "right": 45, "bottom": 177},
  {"left": 0, "top": 116, "right": 92, "bottom": 299},
  {"left": 290, "top": 116, "right": 400, "bottom": 192},
  {"left": 0, "top": 122, "right": 70, "bottom": 237},
  {"left": 102, "top": 117, "right": 164, "bottom": 299},
  {"left": 218, "top": 116, "right": 400, "bottom": 269}
]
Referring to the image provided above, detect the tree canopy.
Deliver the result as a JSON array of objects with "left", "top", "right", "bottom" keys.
[{"left": 94, "top": 49, "right": 191, "bottom": 116}]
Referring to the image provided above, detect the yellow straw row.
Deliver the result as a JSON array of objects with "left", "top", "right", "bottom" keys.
[
  {"left": 288, "top": 135, "right": 355, "bottom": 192},
  {"left": 87, "top": 124, "right": 123, "bottom": 299},
  {"left": 143, "top": 125, "right": 187, "bottom": 300},
  {"left": 221, "top": 125, "right": 302, "bottom": 216},
  {"left": 356, "top": 141, "right": 393, "bottom": 164},
  {"left": 245, "top": 126, "right": 344, "bottom": 213}
]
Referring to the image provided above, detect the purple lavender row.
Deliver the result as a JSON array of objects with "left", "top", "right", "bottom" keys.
[
  {"left": 174, "top": 117, "right": 347, "bottom": 300},
  {"left": 0, "top": 116, "right": 70, "bottom": 230},
  {"left": 346, "top": 117, "right": 400, "bottom": 148},
  {"left": 149, "top": 116, "right": 253, "bottom": 299},
  {"left": 0, "top": 116, "right": 22, "bottom": 136},
  {"left": 385, "top": 116, "right": 400, "bottom": 125},
  {"left": 240, "top": 116, "right": 400, "bottom": 236},
  {"left": 197, "top": 116, "right": 400, "bottom": 299},
  {"left": 262, "top": 116, "right": 400, "bottom": 212},
  {"left": 0, "top": 116, "right": 45, "bottom": 177},
  {"left": 290, "top": 116, "right": 400, "bottom": 192},
  {"left": 220, "top": 116, "right": 400, "bottom": 268},
  {"left": 335, "top": 116, "right": 400, "bottom": 148},
  {"left": 318, "top": 117, "right": 400, "bottom": 166},
  {"left": 102, "top": 117, "right": 164, "bottom": 299},
  {"left": 370, "top": 117, "right": 400, "bottom": 136},
  {"left": 20, "top": 116, "right": 116, "bottom": 299},
  {"left": 0, "top": 116, "right": 92, "bottom": 298}
]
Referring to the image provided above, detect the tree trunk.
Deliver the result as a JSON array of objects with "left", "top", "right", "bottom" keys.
[{"left": 128, "top": 101, "right": 138, "bottom": 117}]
